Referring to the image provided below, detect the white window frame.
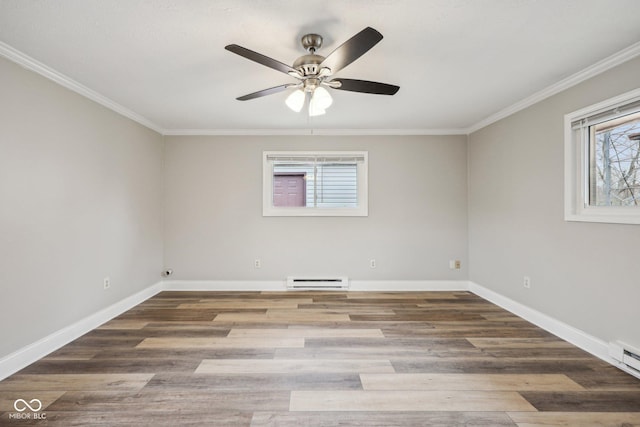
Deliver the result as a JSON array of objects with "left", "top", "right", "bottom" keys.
[
  {"left": 263, "top": 151, "right": 368, "bottom": 217},
  {"left": 564, "top": 88, "right": 640, "bottom": 224}
]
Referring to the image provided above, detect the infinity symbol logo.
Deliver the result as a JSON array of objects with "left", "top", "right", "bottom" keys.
[{"left": 14, "top": 399, "right": 42, "bottom": 412}]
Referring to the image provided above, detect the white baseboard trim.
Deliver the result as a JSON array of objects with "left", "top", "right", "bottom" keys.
[
  {"left": 468, "top": 281, "right": 613, "bottom": 365},
  {"left": 0, "top": 281, "right": 163, "bottom": 381},
  {"left": 162, "top": 280, "right": 286, "bottom": 291},
  {"left": 349, "top": 280, "right": 469, "bottom": 291},
  {"left": 162, "top": 279, "right": 469, "bottom": 292},
  {"left": 3, "top": 279, "right": 635, "bottom": 382}
]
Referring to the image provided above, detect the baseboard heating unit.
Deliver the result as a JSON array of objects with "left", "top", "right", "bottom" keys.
[
  {"left": 286, "top": 277, "right": 349, "bottom": 290},
  {"left": 609, "top": 341, "right": 640, "bottom": 379}
]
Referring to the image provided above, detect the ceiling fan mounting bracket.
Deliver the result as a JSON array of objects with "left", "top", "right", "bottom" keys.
[{"left": 301, "top": 33, "right": 323, "bottom": 53}]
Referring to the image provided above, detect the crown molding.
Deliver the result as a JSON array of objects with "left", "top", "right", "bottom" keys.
[
  {"left": 466, "top": 40, "right": 640, "bottom": 134},
  {"left": 0, "top": 41, "right": 164, "bottom": 134},
  {"left": 162, "top": 128, "right": 467, "bottom": 136},
  {"left": 4, "top": 38, "right": 639, "bottom": 138}
]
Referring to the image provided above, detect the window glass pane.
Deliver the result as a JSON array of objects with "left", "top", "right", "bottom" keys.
[
  {"left": 589, "top": 111, "right": 640, "bottom": 206},
  {"left": 272, "top": 161, "right": 358, "bottom": 208},
  {"left": 315, "top": 163, "right": 358, "bottom": 208}
]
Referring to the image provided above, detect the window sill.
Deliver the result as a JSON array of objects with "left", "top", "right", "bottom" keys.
[
  {"left": 565, "top": 209, "right": 640, "bottom": 225},
  {"left": 263, "top": 206, "right": 368, "bottom": 217}
]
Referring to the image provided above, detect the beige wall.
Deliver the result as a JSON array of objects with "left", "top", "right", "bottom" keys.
[
  {"left": 468, "top": 57, "right": 640, "bottom": 349},
  {"left": 3, "top": 39, "right": 639, "bottom": 365},
  {"left": 164, "top": 135, "right": 468, "bottom": 281},
  {"left": 0, "top": 56, "right": 164, "bottom": 358}
]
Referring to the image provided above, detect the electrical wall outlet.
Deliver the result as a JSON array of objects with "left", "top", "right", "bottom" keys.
[
  {"left": 369, "top": 259, "right": 376, "bottom": 268},
  {"left": 449, "top": 260, "right": 461, "bottom": 270},
  {"left": 254, "top": 259, "right": 261, "bottom": 269},
  {"left": 523, "top": 276, "right": 531, "bottom": 289},
  {"left": 103, "top": 277, "right": 111, "bottom": 290}
]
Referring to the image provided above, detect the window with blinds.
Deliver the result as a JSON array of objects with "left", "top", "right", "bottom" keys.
[
  {"left": 564, "top": 88, "right": 640, "bottom": 224},
  {"left": 263, "top": 152, "right": 368, "bottom": 216}
]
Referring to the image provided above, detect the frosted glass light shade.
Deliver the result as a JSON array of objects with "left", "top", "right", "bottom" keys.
[
  {"left": 308, "top": 87, "right": 332, "bottom": 116},
  {"left": 312, "top": 87, "right": 332, "bottom": 109},
  {"left": 308, "top": 104, "right": 326, "bottom": 116},
  {"left": 285, "top": 89, "right": 305, "bottom": 112}
]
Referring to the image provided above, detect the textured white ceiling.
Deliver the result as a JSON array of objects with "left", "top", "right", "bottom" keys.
[{"left": 1, "top": 0, "right": 640, "bottom": 133}]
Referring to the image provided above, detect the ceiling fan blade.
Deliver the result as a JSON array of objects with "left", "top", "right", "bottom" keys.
[
  {"left": 225, "top": 44, "right": 299, "bottom": 75},
  {"left": 320, "top": 27, "right": 383, "bottom": 74},
  {"left": 331, "top": 78, "right": 399, "bottom": 95},
  {"left": 236, "top": 84, "right": 297, "bottom": 101}
]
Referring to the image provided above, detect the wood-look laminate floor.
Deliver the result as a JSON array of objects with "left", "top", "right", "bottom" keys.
[{"left": 1, "top": 291, "right": 639, "bottom": 426}]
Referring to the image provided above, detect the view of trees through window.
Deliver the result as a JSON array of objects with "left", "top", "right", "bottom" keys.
[{"left": 590, "top": 112, "right": 640, "bottom": 206}]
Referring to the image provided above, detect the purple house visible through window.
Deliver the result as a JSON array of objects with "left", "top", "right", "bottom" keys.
[{"left": 273, "top": 174, "right": 306, "bottom": 207}]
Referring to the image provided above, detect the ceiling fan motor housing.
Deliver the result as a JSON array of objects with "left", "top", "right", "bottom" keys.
[{"left": 293, "top": 54, "right": 325, "bottom": 76}]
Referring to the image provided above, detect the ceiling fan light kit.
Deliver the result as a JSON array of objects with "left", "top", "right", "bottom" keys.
[
  {"left": 285, "top": 89, "right": 305, "bottom": 112},
  {"left": 225, "top": 27, "right": 399, "bottom": 117},
  {"left": 308, "top": 87, "right": 332, "bottom": 116}
]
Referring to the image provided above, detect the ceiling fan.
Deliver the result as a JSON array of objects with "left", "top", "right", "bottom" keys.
[{"left": 225, "top": 27, "right": 400, "bottom": 116}]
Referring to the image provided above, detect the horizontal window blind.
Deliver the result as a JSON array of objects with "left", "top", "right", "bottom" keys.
[
  {"left": 266, "top": 154, "right": 366, "bottom": 163},
  {"left": 571, "top": 98, "right": 640, "bottom": 130}
]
